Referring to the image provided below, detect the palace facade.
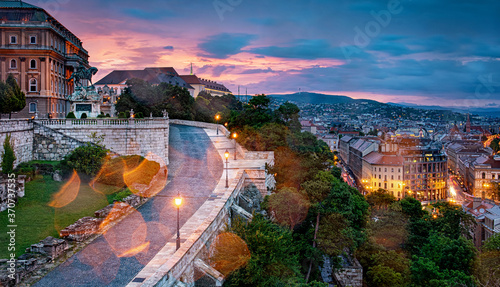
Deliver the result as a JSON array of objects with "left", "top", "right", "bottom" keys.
[{"left": 0, "top": 0, "right": 89, "bottom": 118}]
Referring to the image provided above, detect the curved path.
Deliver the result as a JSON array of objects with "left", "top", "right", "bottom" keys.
[{"left": 35, "top": 124, "right": 223, "bottom": 286}]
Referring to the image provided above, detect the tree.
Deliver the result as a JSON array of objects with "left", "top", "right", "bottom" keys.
[
  {"left": 1, "top": 135, "right": 16, "bottom": 174},
  {"left": 267, "top": 187, "right": 310, "bottom": 228},
  {"left": 490, "top": 138, "right": 500, "bottom": 153},
  {"left": 316, "top": 213, "right": 353, "bottom": 259},
  {"left": 225, "top": 214, "right": 303, "bottom": 286},
  {"left": 483, "top": 232, "right": 500, "bottom": 251},
  {"left": 0, "top": 75, "right": 25, "bottom": 119},
  {"left": 366, "top": 189, "right": 396, "bottom": 210}
]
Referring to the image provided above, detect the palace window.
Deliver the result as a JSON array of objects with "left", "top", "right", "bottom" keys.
[
  {"left": 29, "top": 78, "right": 37, "bottom": 92},
  {"left": 29, "top": 102, "right": 37, "bottom": 113},
  {"left": 10, "top": 59, "right": 17, "bottom": 69},
  {"left": 10, "top": 35, "right": 17, "bottom": 44},
  {"left": 482, "top": 172, "right": 486, "bottom": 179},
  {"left": 30, "top": 59, "right": 37, "bottom": 69},
  {"left": 30, "top": 35, "right": 37, "bottom": 44}
]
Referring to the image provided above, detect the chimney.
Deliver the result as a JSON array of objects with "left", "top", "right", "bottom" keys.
[{"left": 473, "top": 197, "right": 482, "bottom": 209}]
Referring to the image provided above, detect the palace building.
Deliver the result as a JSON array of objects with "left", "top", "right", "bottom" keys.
[{"left": 0, "top": 0, "right": 90, "bottom": 118}]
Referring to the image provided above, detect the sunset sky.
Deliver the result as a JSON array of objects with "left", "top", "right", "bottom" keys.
[{"left": 37, "top": 0, "right": 500, "bottom": 108}]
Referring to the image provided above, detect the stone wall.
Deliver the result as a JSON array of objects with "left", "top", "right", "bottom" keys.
[
  {"left": 34, "top": 118, "right": 169, "bottom": 166},
  {"left": 333, "top": 256, "right": 363, "bottom": 287},
  {"left": 0, "top": 120, "right": 34, "bottom": 168}
]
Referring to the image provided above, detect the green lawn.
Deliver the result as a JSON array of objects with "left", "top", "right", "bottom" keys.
[{"left": 0, "top": 175, "right": 118, "bottom": 258}]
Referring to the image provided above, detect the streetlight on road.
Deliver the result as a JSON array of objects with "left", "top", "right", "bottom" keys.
[
  {"left": 175, "top": 196, "right": 182, "bottom": 250},
  {"left": 232, "top": 132, "right": 238, "bottom": 160},
  {"left": 215, "top": 114, "right": 221, "bottom": 135},
  {"left": 225, "top": 149, "right": 229, "bottom": 188}
]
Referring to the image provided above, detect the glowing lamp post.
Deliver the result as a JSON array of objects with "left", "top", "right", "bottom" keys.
[
  {"left": 215, "top": 114, "right": 221, "bottom": 135},
  {"left": 232, "top": 132, "right": 238, "bottom": 160},
  {"left": 175, "top": 196, "right": 182, "bottom": 250},
  {"left": 225, "top": 149, "right": 229, "bottom": 188}
]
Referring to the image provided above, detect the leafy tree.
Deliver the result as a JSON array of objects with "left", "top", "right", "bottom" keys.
[
  {"left": 1, "top": 135, "right": 16, "bottom": 174},
  {"left": 276, "top": 102, "right": 301, "bottom": 132},
  {"left": 267, "top": 187, "right": 310, "bottom": 228},
  {"left": 316, "top": 213, "right": 353, "bottom": 260},
  {"left": 474, "top": 250, "right": 500, "bottom": 287},
  {"left": 483, "top": 232, "right": 500, "bottom": 251},
  {"left": 400, "top": 197, "right": 426, "bottom": 219},
  {"left": 366, "top": 189, "right": 396, "bottom": 210},
  {"left": 490, "top": 138, "right": 500, "bottom": 153},
  {"left": 0, "top": 74, "right": 26, "bottom": 118},
  {"left": 225, "top": 214, "right": 303, "bottom": 286}
]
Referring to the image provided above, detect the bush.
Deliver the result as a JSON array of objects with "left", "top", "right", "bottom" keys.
[
  {"left": 13, "top": 162, "right": 35, "bottom": 179},
  {"left": 80, "top": 113, "right": 87, "bottom": 119},
  {"left": 105, "top": 113, "right": 110, "bottom": 117},
  {"left": 60, "top": 143, "right": 108, "bottom": 176},
  {"left": 97, "top": 114, "right": 106, "bottom": 118},
  {"left": 66, "top": 111, "right": 76, "bottom": 119},
  {"left": 112, "top": 188, "right": 133, "bottom": 202},
  {"left": 1, "top": 135, "right": 16, "bottom": 174},
  {"left": 136, "top": 112, "right": 144, "bottom": 119},
  {"left": 118, "top": 112, "right": 126, "bottom": 118}
]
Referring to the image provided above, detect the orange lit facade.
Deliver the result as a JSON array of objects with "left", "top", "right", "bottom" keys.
[{"left": 0, "top": 1, "right": 89, "bottom": 119}]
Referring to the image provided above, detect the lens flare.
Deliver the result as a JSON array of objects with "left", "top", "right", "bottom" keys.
[
  {"left": 209, "top": 232, "right": 250, "bottom": 276},
  {"left": 49, "top": 170, "right": 80, "bottom": 208}
]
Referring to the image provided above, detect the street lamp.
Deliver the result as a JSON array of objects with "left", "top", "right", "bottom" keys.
[
  {"left": 225, "top": 149, "right": 229, "bottom": 188},
  {"left": 215, "top": 114, "right": 221, "bottom": 135},
  {"left": 174, "top": 196, "right": 182, "bottom": 250},
  {"left": 232, "top": 132, "right": 238, "bottom": 160}
]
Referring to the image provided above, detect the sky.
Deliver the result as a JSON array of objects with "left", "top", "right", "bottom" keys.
[{"left": 35, "top": 0, "right": 500, "bottom": 108}]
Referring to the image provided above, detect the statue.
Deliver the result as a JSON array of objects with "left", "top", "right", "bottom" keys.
[
  {"left": 130, "top": 109, "right": 134, "bottom": 118},
  {"left": 68, "top": 66, "right": 98, "bottom": 88},
  {"left": 150, "top": 112, "right": 153, "bottom": 119},
  {"left": 162, "top": 110, "right": 168, "bottom": 119}
]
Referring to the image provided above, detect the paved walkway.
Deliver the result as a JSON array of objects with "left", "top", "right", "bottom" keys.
[{"left": 34, "top": 125, "right": 223, "bottom": 286}]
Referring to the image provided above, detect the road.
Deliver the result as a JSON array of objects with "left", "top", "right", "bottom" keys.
[
  {"left": 448, "top": 175, "right": 472, "bottom": 205},
  {"left": 34, "top": 125, "right": 223, "bottom": 286}
]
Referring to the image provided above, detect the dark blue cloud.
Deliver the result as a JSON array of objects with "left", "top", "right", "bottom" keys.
[
  {"left": 163, "top": 46, "right": 174, "bottom": 50},
  {"left": 197, "top": 33, "right": 257, "bottom": 59},
  {"left": 122, "top": 8, "right": 175, "bottom": 20},
  {"left": 249, "top": 39, "right": 372, "bottom": 60}
]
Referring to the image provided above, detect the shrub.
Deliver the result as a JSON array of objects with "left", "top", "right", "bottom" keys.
[
  {"left": 1, "top": 135, "right": 16, "bottom": 174},
  {"left": 136, "top": 112, "right": 143, "bottom": 119},
  {"left": 97, "top": 114, "right": 106, "bottom": 118},
  {"left": 66, "top": 112, "right": 76, "bottom": 119},
  {"left": 80, "top": 113, "right": 87, "bottom": 119},
  {"left": 105, "top": 113, "right": 110, "bottom": 117},
  {"left": 118, "top": 112, "right": 126, "bottom": 118},
  {"left": 60, "top": 143, "right": 108, "bottom": 176},
  {"left": 13, "top": 162, "right": 35, "bottom": 179},
  {"left": 112, "top": 188, "right": 133, "bottom": 202}
]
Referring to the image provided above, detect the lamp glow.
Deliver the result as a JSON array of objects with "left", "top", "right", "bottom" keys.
[{"left": 175, "top": 197, "right": 182, "bottom": 206}]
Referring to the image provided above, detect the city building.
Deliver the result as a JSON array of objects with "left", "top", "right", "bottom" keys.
[
  {"left": 465, "top": 155, "right": 500, "bottom": 198},
  {"left": 0, "top": 0, "right": 89, "bottom": 118},
  {"left": 463, "top": 198, "right": 500, "bottom": 247},
  {"left": 94, "top": 67, "right": 194, "bottom": 97},
  {"left": 363, "top": 152, "right": 404, "bottom": 198},
  {"left": 179, "top": 74, "right": 232, "bottom": 98}
]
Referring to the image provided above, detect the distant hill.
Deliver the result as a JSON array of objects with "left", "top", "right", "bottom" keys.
[
  {"left": 269, "top": 92, "right": 379, "bottom": 105},
  {"left": 269, "top": 92, "right": 499, "bottom": 118}
]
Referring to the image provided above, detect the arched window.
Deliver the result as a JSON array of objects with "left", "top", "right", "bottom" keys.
[
  {"left": 30, "top": 59, "right": 37, "bottom": 69},
  {"left": 10, "top": 59, "right": 16, "bottom": 69},
  {"left": 29, "top": 78, "right": 37, "bottom": 92},
  {"left": 482, "top": 172, "right": 486, "bottom": 179}
]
